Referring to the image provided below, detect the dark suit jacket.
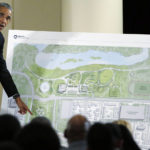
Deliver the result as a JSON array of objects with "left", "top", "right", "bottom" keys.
[{"left": 0, "top": 32, "right": 19, "bottom": 97}]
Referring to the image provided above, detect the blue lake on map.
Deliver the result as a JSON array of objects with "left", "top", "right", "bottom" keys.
[{"left": 35, "top": 48, "right": 149, "bottom": 70}]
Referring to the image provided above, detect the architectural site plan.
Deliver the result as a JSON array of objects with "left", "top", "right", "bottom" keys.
[{"left": 1, "top": 30, "right": 150, "bottom": 149}]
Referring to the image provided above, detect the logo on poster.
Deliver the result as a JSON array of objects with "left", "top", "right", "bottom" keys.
[{"left": 13, "top": 34, "right": 28, "bottom": 39}]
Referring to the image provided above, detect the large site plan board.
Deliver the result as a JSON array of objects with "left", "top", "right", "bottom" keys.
[{"left": 1, "top": 30, "right": 150, "bottom": 150}]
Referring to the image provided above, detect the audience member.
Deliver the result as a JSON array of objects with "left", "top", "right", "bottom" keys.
[
  {"left": 0, "top": 113, "right": 142, "bottom": 150},
  {"left": 0, "top": 114, "right": 21, "bottom": 142},
  {"left": 64, "top": 114, "right": 90, "bottom": 150},
  {"left": 105, "top": 123, "right": 123, "bottom": 150},
  {"left": 15, "top": 121, "right": 60, "bottom": 150},
  {"left": 87, "top": 122, "right": 113, "bottom": 150},
  {"left": 113, "top": 119, "right": 132, "bottom": 133},
  {"left": 119, "top": 124, "right": 141, "bottom": 150},
  {"left": 30, "top": 116, "right": 51, "bottom": 126}
]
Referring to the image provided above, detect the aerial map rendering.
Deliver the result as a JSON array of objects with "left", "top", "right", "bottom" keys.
[{"left": 1, "top": 31, "right": 150, "bottom": 150}]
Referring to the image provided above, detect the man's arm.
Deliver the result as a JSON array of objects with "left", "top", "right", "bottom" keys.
[
  {"left": 0, "top": 7, "right": 32, "bottom": 115},
  {"left": 0, "top": 66, "right": 32, "bottom": 115},
  {"left": 0, "top": 45, "right": 32, "bottom": 115}
]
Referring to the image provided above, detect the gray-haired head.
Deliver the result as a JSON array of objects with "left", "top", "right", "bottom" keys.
[{"left": 0, "top": 2, "right": 12, "bottom": 11}]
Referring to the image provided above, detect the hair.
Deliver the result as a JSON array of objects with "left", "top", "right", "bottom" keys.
[
  {"left": 105, "top": 123, "right": 123, "bottom": 149},
  {"left": 30, "top": 116, "right": 51, "bottom": 126},
  {"left": 15, "top": 122, "right": 60, "bottom": 150},
  {"left": 0, "top": 114, "right": 21, "bottom": 142},
  {"left": 119, "top": 124, "right": 141, "bottom": 150},
  {"left": 113, "top": 119, "right": 132, "bottom": 133},
  {"left": 64, "top": 114, "right": 90, "bottom": 143},
  {"left": 0, "top": 141, "right": 21, "bottom": 150},
  {"left": 87, "top": 122, "right": 113, "bottom": 150},
  {"left": 0, "top": 2, "right": 12, "bottom": 11}
]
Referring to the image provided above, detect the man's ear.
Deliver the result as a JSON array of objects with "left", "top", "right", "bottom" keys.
[{"left": 64, "top": 129, "right": 68, "bottom": 138}]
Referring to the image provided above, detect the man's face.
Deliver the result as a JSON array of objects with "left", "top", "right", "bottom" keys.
[{"left": 0, "top": 6, "right": 12, "bottom": 31}]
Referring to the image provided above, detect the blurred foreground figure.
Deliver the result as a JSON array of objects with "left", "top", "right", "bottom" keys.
[
  {"left": 105, "top": 123, "right": 124, "bottom": 150},
  {"left": 119, "top": 124, "right": 141, "bottom": 150},
  {"left": 0, "top": 114, "right": 21, "bottom": 142},
  {"left": 15, "top": 121, "right": 60, "bottom": 150},
  {"left": 64, "top": 114, "right": 90, "bottom": 150},
  {"left": 87, "top": 122, "right": 114, "bottom": 150},
  {"left": 30, "top": 116, "right": 51, "bottom": 126},
  {"left": 0, "top": 141, "right": 21, "bottom": 150},
  {"left": 113, "top": 119, "right": 132, "bottom": 133}
]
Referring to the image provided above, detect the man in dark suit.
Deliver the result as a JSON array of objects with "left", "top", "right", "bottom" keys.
[{"left": 0, "top": 2, "right": 32, "bottom": 115}]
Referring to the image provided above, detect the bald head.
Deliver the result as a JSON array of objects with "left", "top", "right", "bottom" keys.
[{"left": 65, "top": 114, "right": 90, "bottom": 143}]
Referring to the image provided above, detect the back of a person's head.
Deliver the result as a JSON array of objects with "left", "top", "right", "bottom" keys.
[
  {"left": 30, "top": 116, "right": 51, "bottom": 126},
  {"left": 0, "top": 141, "right": 21, "bottom": 150},
  {"left": 64, "top": 114, "right": 90, "bottom": 143},
  {"left": 0, "top": 114, "right": 21, "bottom": 142},
  {"left": 87, "top": 122, "right": 113, "bottom": 150},
  {"left": 105, "top": 123, "right": 123, "bottom": 150},
  {"left": 113, "top": 119, "right": 132, "bottom": 133},
  {"left": 15, "top": 122, "right": 60, "bottom": 150},
  {"left": 119, "top": 124, "right": 141, "bottom": 150}
]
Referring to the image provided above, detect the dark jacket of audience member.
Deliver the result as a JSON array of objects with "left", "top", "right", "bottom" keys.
[{"left": 0, "top": 114, "right": 21, "bottom": 142}]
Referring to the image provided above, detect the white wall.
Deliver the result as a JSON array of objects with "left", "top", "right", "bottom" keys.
[
  {"left": 13, "top": 0, "right": 61, "bottom": 31},
  {"left": 61, "top": 0, "right": 123, "bottom": 33}
]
